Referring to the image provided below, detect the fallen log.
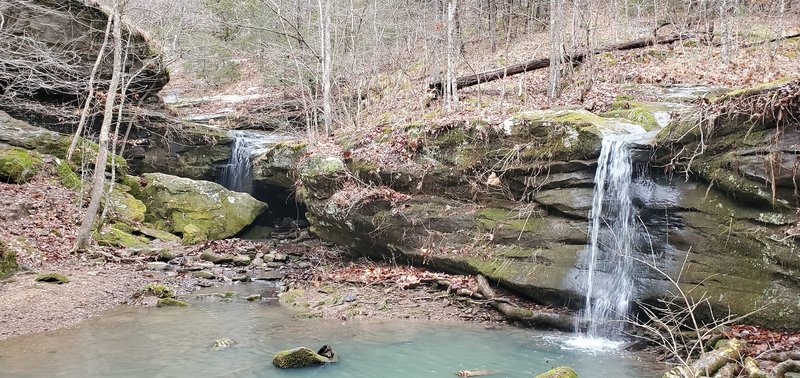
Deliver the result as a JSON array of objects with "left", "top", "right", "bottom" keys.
[
  {"left": 428, "top": 33, "right": 691, "bottom": 95},
  {"left": 772, "top": 360, "right": 800, "bottom": 378},
  {"left": 475, "top": 275, "right": 574, "bottom": 331},
  {"left": 663, "top": 339, "right": 745, "bottom": 378}
]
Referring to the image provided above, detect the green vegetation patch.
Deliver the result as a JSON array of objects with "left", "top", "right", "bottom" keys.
[
  {"left": 0, "top": 146, "right": 43, "bottom": 183},
  {"left": 139, "top": 283, "right": 175, "bottom": 298},
  {"left": 35, "top": 272, "right": 70, "bottom": 284}
]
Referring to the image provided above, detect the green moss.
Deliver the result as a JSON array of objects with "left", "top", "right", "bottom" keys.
[
  {"left": 156, "top": 298, "right": 191, "bottom": 307},
  {"left": 35, "top": 272, "right": 70, "bottom": 284},
  {"left": 55, "top": 159, "right": 81, "bottom": 189},
  {"left": 94, "top": 224, "right": 150, "bottom": 248},
  {"left": 272, "top": 347, "right": 332, "bottom": 368},
  {"left": 712, "top": 76, "right": 797, "bottom": 104},
  {"left": 105, "top": 185, "right": 147, "bottom": 224},
  {"left": 30, "top": 134, "right": 127, "bottom": 175},
  {"left": 279, "top": 289, "right": 305, "bottom": 304},
  {"left": 139, "top": 283, "right": 175, "bottom": 298},
  {"left": 475, "top": 208, "right": 544, "bottom": 232},
  {"left": 120, "top": 175, "right": 142, "bottom": 197},
  {"left": 181, "top": 223, "right": 207, "bottom": 244},
  {"left": 603, "top": 101, "right": 661, "bottom": 131},
  {"left": 0, "top": 146, "right": 43, "bottom": 183},
  {"left": 0, "top": 240, "right": 18, "bottom": 279},
  {"left": 534, "top": 366, "right": 578, "bottom": 378}
]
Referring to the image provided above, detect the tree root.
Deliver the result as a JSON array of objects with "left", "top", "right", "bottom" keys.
[{"left": 475, "top": 275, "right": 573, "bottom": 331}]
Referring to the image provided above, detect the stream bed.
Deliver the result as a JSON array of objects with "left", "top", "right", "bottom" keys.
[{"left": 0, "top": 286, "right": 661, "bottom": 378}]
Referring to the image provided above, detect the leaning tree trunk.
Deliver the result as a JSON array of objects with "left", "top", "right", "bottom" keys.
[{"left": 73, "top": 1, "right": 124, "bottom": 252}]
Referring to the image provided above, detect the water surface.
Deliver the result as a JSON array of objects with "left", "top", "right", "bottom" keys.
[{"left": 0, "top": 295, "right": 660, "bottom": 377}]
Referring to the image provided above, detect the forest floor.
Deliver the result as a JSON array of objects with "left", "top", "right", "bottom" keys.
[{"left": 0, "top": 171, "right": 532, "bottom": 341}]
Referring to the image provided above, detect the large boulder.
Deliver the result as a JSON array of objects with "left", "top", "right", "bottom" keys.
[
  {"left": 272, "top": 347, "right": 335, "bottom": 369},
  {"left": 137, "top": 173, "right": 266, "bottom": 242}
]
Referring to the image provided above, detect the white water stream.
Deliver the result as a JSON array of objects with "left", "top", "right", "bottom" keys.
[{"left": 218, "top": 130, "right": 287, "bottom": 193}]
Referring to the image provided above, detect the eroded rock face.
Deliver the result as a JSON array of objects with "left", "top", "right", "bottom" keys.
[
  {"left": 137, "top": 173, "right": 267, "bottom": 242},
  {"left": 0, "top": 0, "right": 168, "bottom": 116},
  {"left": 276, "top": 102, "right": 800, "bottom": 329}
]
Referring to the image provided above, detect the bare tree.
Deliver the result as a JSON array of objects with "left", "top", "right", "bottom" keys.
[
  {"left": 74, "top": 0, "right": 125, "bottom": 252},
  {"left": 548, "top": 0, "right": 563, "bottom": 100}
]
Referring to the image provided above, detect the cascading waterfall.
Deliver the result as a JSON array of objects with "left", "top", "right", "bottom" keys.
[
  {"left": 579, "top": 136, "right": 638, "bottom": 339},
  {"left": 219, "top": 131, "right": 268, "bottom": 193}
]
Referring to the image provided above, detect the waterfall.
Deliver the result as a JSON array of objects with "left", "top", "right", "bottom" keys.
[
  {"left": 580, "top": 136, "right": 638, "bottom": 338},
  {"left": 219, "top": 131, "right": 267, "bottom": 193}
]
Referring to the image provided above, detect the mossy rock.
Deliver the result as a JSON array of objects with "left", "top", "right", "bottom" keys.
[
  {"left": 55, "top": 158, "right": 81, "bottom": 189},
  {"left": 502, "top": 109, "right": 643, "bottom": 161},
  {"left": 601, "top": 101, "right": 675, "bottom": 131},
  {"left": 181, "top": 223, "right": 208, "bottom": 244},
  {"left": 138, "top": 283, "right": 175, "bottom": 298},
  {"left": 535, "top": 366, "right": 578, "bottom": 378},
  {"left": 35, "top": 272, "right": 70, "bottom": 284},
  {"left": 156, "top": 298, "right": 191, "bottom": 307},
  {"left": 0, "top": 145, "right": 42, "bottom": 183},
  {"left": 298, "top": 155, "right": 346, "bottom": 198},
  {"left": 272, "top": 347, "right": 335, "bottom": 368},
  {"left": 0, "top": 240, "right": 18, "bottom": 279},
  {"left": 253, "top": 141, "right": 307, "bottom": 189},
  {"left": 94, "top": 224, "right": 150, "bottom": 248},
  {"left": 135, "top": 225, "right": 181, "bottom": 242},
  {"left": 0, "top": 110, "right": 127, "bottom": 175},
  {"left": 105, "top": 184, "right": 147, "bottom": 224},
  {"left": 137, "top": 173, "right": 267, "bottom": 241}
]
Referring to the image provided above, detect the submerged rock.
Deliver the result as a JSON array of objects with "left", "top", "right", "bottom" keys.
[
  {"left": 272, "top": 346, "right": 336, "bottom": 368},
  {"left": 137, "top": 173, "right": 267, "bottom": 242},
  {"left": 534, "top": 366, "right": 578, "bottom": 378},
  {"left": 212, "top": 338, "right": 237, "bottom": 350},
  {"left": 156, "top": 298, "right": 191, "bottom": 307}
]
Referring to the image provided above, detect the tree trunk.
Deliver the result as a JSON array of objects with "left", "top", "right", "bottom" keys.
[
  {"left": 548, "top": 0, "right": 562, "bottom": 100},
  {"left": 73, "top": 1, "right": 124, "bottom": 252},
  {"left": 430, "top": 33, "right": 689, "bottom": 94},
  {"left": 66, "top": 11, "right": 113, "bottom": 162},
  {"left": 318, "top": 0, "right": 332, "bottom": 136},
  {"left": 446, "top": 0, "right": 459, "bottom": 112}
]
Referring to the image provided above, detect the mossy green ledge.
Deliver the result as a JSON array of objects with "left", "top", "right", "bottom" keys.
[
  {"left": 137, "top": 173, "right": 267, "bottom": 241},
  {"left": 0, "top": 145, "right": 42, "bottom": 183}
]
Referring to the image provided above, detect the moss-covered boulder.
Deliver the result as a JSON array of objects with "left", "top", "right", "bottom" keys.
[
  {"left": 298, "top": 155, "right": 347, "bottom": 199},
  {"left": 535, "top": 366, "right": 578, "bottom": 378},
  {"left": 272, "top": 347, "right": 335, "bottom": 368},
  {"left": 105, "top": 185, "right": 147, "bottom": 224},
  {"left": 0, "top": 145, "right": 42, "bottom": 183},
  {"left": 0, "top": 240, "right": 18, "bottom": 279},
  {"left": 137, "top": 173, "right": 267, "bottom": 241},
  {"left": 138, "top": 283, "right": 175, "bottom": 298},
  {"left": 94, "top": 224, "right": 151, "bottom": 248}
]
